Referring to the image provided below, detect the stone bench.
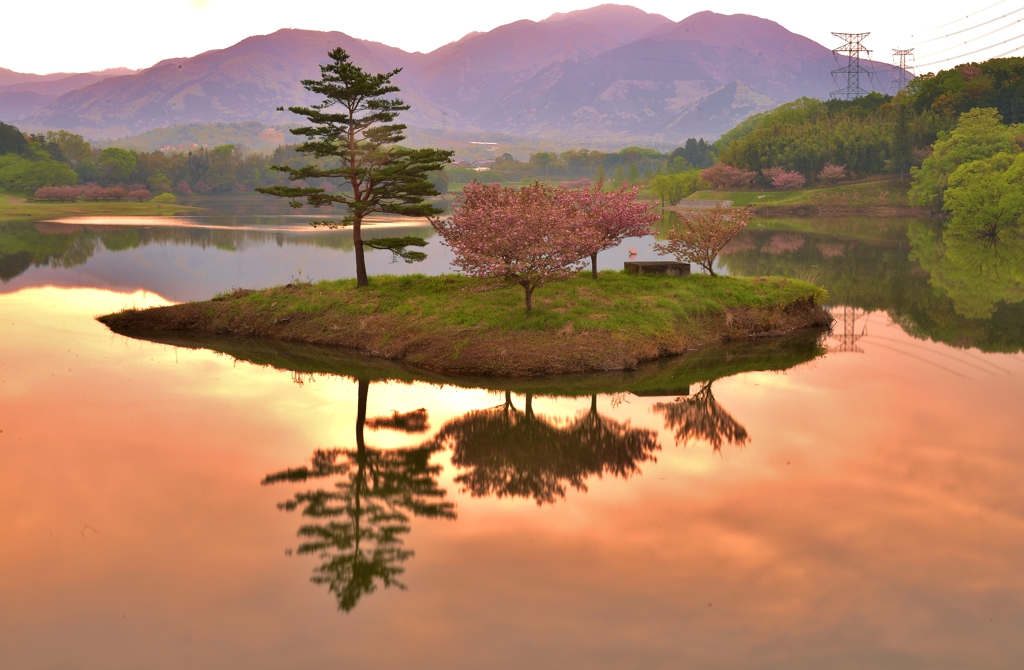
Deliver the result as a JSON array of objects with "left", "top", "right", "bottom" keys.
[{"left": 623, "top": 261, "right": 691, "bottom": 276}]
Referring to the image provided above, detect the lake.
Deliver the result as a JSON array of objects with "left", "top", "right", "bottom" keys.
[{"left": 2, "top": 201, "right": 1023, "bottom": 668}]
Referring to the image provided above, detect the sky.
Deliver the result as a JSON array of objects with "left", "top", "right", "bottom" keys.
[{"left": 1, "top": 0, "right": 1015, "bottom": 75}]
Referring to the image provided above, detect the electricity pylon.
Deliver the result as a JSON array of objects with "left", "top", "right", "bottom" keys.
[
  {"left": 892, "top": 48, "right": 915, "bottom": 91},
  {"left": 831, "top": 32, "right": 874, "bottom": 99}
]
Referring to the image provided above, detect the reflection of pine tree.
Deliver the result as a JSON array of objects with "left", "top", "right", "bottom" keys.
[
  {"left": 262, "top": 379, "right": 455, "bottom": 612},
  {"left": 434, "top": 392, "right": 659, "bottom": 505},
  {"left": 652, "top": 381, "right": 748, "bottom": 451}
]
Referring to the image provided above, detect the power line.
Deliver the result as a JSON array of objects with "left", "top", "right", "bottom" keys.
[
  {"left": 913, "top": 0, "right": 1014, "bottom": 36},
  {"left": 918, "top": 6, "right": 1024, "bottom": 45},
  {"left": 831, "top": 32, "right": 875, "bottom": 99},
  {"left": 917, "top": 16, "right": 1024, "bottom": 59},
  {"left": 916, "top": 31, "right": 1024, "bottom": 68}
]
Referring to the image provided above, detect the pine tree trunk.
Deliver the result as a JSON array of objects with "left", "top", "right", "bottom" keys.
[
  {"left": 353, "top": 215, "right": 369, "bottom": 288},
  {"left": 356, "top": 378, "right": 368, "bottom": 454},
  {"left": 591, "top": 253, "right": 598, "bottom": 279}
]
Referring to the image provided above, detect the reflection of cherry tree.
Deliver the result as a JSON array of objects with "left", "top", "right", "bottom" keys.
[
  {"left": 262, "top": 380, "right": 455, "bottom": 612},
  {"left": 433, "top": 393, "right": 660, "bottom": 505},
  {"left": 652, "top": 381, "right": 748, "bottom": 451}
]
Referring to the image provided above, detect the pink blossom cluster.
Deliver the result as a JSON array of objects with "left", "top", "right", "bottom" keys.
[
  {"left": 654, "top": 207, "right": 747, "bottom": 276},
  {"left": 175, "top": 181, "right": 193, "bottom": 195},
  {"left": 558, "top": 178, "right": 592, "bottom": 189},
  {"left": 818, "top": 163, "right": 847, "bottom": 184},
  {"left": 432, "top": 180, "right": 657, "bottom": 310},
  {"left": 700, "top": 163, "right": 756, "bottom": 190},
  {"left": 763, "top": 167, "right": 806, "bottom": 190},
  {"left": 75, "top": 184, "right": 152, "bottom": 202},
  {"left": 571, "top": 182, "right": 659, "bottom": 275},
  {"left": 33, "top": 186, "right": 84, "bottom": 202}
]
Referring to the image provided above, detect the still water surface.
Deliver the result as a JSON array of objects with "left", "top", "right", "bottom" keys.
[{"left": 1, "top": 203, "right": 1023, "bottom": 668}]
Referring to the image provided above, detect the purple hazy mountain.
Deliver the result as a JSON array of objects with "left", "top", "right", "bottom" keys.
[{"left": 1, "top": 6, "right": 901, "bottom": 146}]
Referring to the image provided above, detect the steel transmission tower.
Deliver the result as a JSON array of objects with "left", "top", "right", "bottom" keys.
[
  {"left": 892, "top": 48, "right": 915, "bottom": 91},
  {"left": 831, "top": 32, "right": 874, "bottom": 99}
]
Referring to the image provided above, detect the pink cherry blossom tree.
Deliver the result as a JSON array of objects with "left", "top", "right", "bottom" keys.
[
  {"left": 818, "top": 163, "right": 847, "bottom": 184},
  {"left": 431, "top": 181, "right": 602, "bottom": 312},
  {"left": 700, "top": 163, "right": 756, "bottom": 190},
  {"left": 568, "top": 182, "right": 659, "bottom": 278},
  {"left": 763, "top": 167, "right": 806, "bottom": 190},
  {"left": 654, "top": 207, "right": 747, "bottom": 276}
]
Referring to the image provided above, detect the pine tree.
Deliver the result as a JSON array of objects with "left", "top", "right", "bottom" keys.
[{"left": 257, "top": 48, "right": 453, "bottom": 287}]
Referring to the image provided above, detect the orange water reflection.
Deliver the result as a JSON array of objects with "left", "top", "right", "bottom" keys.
[{"left": 1, "top": 287, "right": 1022, "bottom": 668}]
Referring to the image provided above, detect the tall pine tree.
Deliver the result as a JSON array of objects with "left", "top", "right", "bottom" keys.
[{"left": 258, "top": 48, "right": 453, "bottom": 287}]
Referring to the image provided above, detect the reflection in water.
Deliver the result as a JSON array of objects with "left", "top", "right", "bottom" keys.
[
  {"left": 718, "top": 220, "right": 1024, "bottom": 353},
  {"left": 433, "top": 393, "right": 660, "bottom": 506},
  {"left": 652, "top": 381, "right": 749, "bottom": 451},
  {"left": 908, "top": 219, "right": 1024, "bottom": 320},
  {"left": 262, "top": 379, "right": 455, "bottom": 612}
]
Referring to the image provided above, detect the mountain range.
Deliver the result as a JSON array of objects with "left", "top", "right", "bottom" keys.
[{"left": 0, "top": 5, "right": 902, "bottom": 148}]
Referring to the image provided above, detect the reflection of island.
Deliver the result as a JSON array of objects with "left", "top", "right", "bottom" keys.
[
  {"left": 262, "top": 379, "right": 454, "bottom": 612},
  {"left": 718, "top": 222, "right": 1024, "bottom": 353},
  {"left": 652, "top": 381, "right": 748, "bottom": 451},
  {"left": 431, "top": 392, "right": 660, "bottom": 505}
]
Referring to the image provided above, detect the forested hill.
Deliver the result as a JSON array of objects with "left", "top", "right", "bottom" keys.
[{"left": 710, "top": 57, "right": 1024, "bottom": 187}]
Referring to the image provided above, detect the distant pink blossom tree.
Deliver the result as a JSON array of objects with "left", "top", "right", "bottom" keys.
[
  {"left": 818, "top": 163, "right": 847, "bottom": 184},
  {"left": 33, "top": 185, "right": 83, "bottom": 202},
  {"left": 763, "top": 167, "right": 806, "bottom": 190},
  {"left": 700, "top": 163, "right": 756, "bottom": 190},
  {"left": 193, "top": 181, "right": 213, "bottom": 194},
  {"left": 128, "top": 188, "right": 151, "bottom": 201},
  {"left": 572, "top": 182, "right": 659, "bottom": 278},
  {"left": 654, "top": 207, "right": 747, "bottom": 276},
  {"left": 175, "top": 180, "right": 193, "bottom": 195},
  {"left": 105, "top": 185, "right": 128, "bottom": 202},
  {"left": 431, "top": 181, "right": 603, "bottom": 312}
]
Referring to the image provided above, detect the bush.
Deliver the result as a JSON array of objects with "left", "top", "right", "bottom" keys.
[{"left": 153, "top": 192, "right": 177, "bottom": 204}]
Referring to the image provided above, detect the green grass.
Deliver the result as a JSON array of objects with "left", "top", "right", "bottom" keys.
[
  {"left": 237, "top": 271, "right": 827, "bottom": 338},
  {"left": 688, "top": 177, "right": 913, "bottom": 209}
]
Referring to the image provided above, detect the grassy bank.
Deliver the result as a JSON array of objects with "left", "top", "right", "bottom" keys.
[
  {"left": 100, "top": 272, "right": 831, "bottom": 377},
  {"left": 0, "top": 193, "right": 199, "bottom": 221},
  {"left": 687, "top": 178, "right": 923, "bottom": 214}
]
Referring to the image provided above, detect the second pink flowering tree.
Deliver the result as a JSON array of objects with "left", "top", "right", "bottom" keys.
[
  {"left": 572, "top": 183, "right": 659, "bottom": 279},
  {"left": 432, "top": 181, "right": 603, "bottom": 312},
  {"left": 654, "top": 207, "right": 747, "bottom": 276}
]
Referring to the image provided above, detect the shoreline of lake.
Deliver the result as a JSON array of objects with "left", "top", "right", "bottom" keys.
[{"left": 98, "top": 272, "right": 832, "bottom": 377}]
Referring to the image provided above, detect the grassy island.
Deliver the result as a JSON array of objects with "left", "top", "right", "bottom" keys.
[{"left": 100, "top": 272, "right": 831, "bottom": 377}]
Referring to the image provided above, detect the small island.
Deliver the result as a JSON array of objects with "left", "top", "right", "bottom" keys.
[{"left": 99, "top": 272, "right": 831, "bottom": 377}]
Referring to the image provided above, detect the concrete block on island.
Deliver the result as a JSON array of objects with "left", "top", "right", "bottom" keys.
[{"left": 623, "top": 261, "right": 691, "bottom": 276}]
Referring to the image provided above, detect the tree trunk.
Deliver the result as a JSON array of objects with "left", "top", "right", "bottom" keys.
[
  {"left": 355, "top": 378, "right": 369, "bottom": 454},
  {"left": 523, "top": 283, "right": 535, "bottom": 312},
  {"left": 353, "top": 215, "right": 369, "bottom": 288},
  {"left": 591, "top": 253, "right": 598, "bottom": 279}
]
